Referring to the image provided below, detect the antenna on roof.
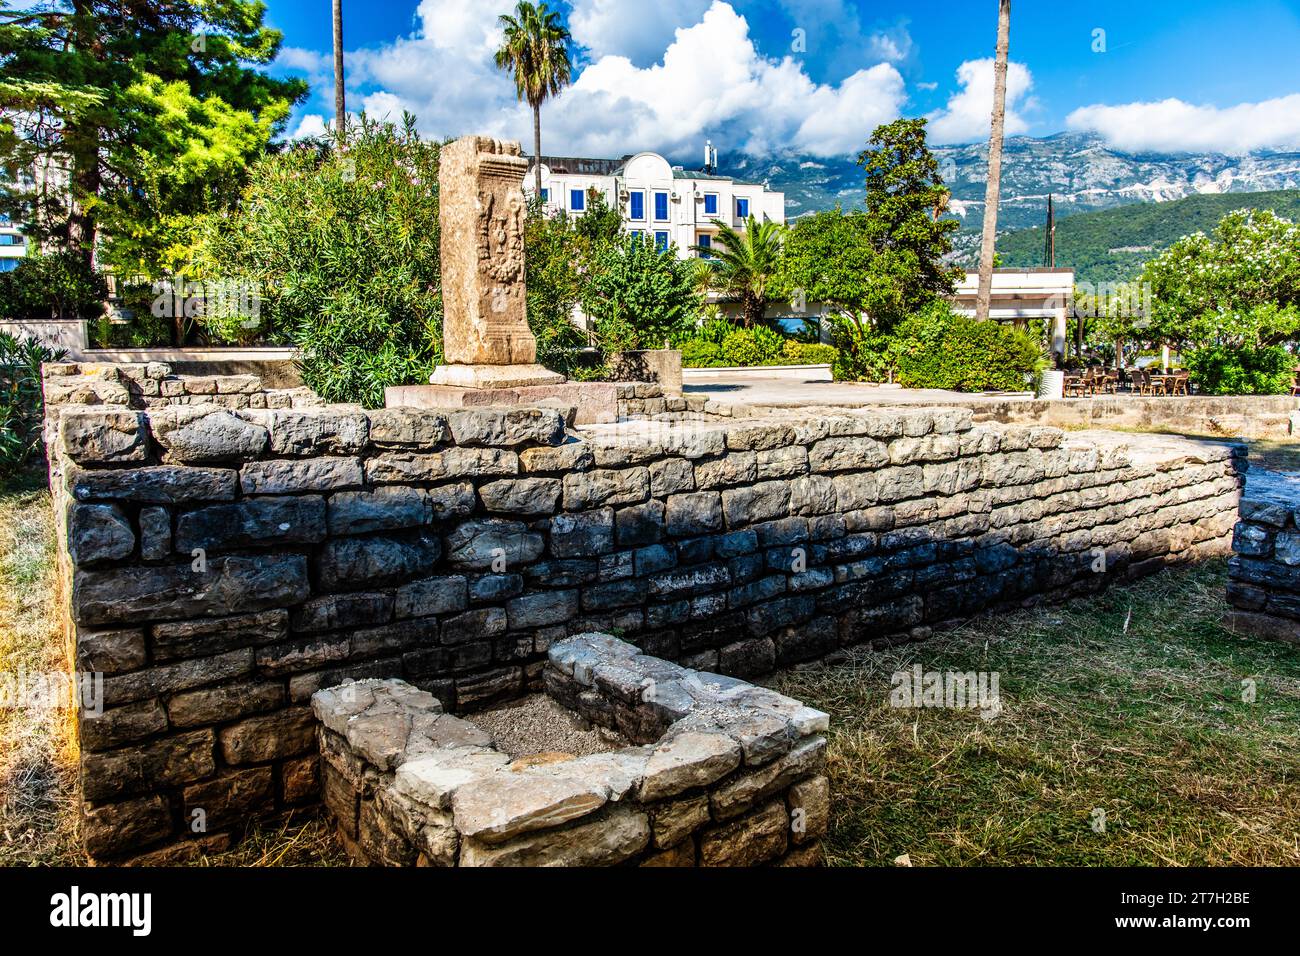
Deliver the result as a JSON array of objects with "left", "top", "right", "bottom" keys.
[
  {"left": 704, "top": 140, "right": 714, "bottom": 175},
  {"left": 1043, "top": 193, "right": 1056, "bottom": 268}
]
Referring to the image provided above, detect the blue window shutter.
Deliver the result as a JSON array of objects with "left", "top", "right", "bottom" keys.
[
  {"left": 540, "top": 188, "right": 549, "bottom": 202},
  {"left": 571, "top": 189, "right": 585, "bottom": 211},
  {"left": 655, "top": 231, "right": 668, "bottom": 251},
  {"left": 654, "top": 192, "right": 668, "bottom": 220},
  {"left": 630, "top": 192, "right": 644, "bottom": 219},
  {"left": 736, "top": 198, "right": 749, "bottom": 218},
  {"left": 704, "top": 194, "right": 717, "bottom": 215}
]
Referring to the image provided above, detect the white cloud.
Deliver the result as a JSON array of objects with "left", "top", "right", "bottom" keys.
[
  {"left": 279, "top": 0, "right": 906, "bottom": 160},
  {"left": 865, "top": 26, "right": 913, "bottom": 64},
  {"left": 289, "top": 113, "right": 330, "bottom": 139},
  {"left": 927, "top": 58, "right": 1034, "bottom": 144},
  {"left": 546, "top": 2, "right": 905, "bottom": 158},
  {"left": 1066, "top": 95, "right": 1300, "bottom": 155},
  {"left": 568, "top": 0, "right": 712, "bottom": 65}
]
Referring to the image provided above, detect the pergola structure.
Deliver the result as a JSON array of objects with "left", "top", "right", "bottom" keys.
[{"left": 950, "top": 267, "right": 1074, "bottom": 361}]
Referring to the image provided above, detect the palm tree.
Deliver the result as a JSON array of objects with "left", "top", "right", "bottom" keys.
[
  {"left": 332, "top": 0, "right": 346, "bottom": 141},
  {"left": 495, "top": 2, "right": 572, "bottom": 198},
  {"left": 693, "top": 215, "right": 786, "bottom": 328},
  {"left": 975, "top": 0, "right": 1011, "bottom": 323}
]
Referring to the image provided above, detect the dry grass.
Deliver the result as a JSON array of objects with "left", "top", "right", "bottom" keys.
[
  {"left": 0, "top": 471, "right": 81, "bottom": 866},
  {"left": 773, "top": 562, "right": 1300, "bottom": 866},
  {"left": 0, "top": 473, "right": 347, "bottom": 867}
]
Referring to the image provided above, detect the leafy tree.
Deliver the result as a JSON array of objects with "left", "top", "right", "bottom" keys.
[
  {"left": 694, "top": 214, "right": 784, "bottom": 328},
  {"left": 0, "top": 0, "right": 305, "bottom": 273},
  {"left": 856, "top": 118, "right": 962, "bottom": 327},
  {"left": 777, "top": 207, "right": 875, "bottom": 316},
  {"left": 582, "top": 234, "right": 702, "bottom": 352},
  {"left": 495, "top": 1, "right": 571, "bottom": 198},
  {"left": 190, "top": 115, "right": 442, "bottom": 407},
  {"left": 1141, "top": 208, "right": 1300, "bottom": 349}
]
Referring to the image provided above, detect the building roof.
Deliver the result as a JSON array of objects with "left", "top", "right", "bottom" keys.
[
  {"left": 535, "top": 155, "right": 630, "bottom": 176},
  {"left": 535, "top": 153, "right": 765, "bottom": 187}
]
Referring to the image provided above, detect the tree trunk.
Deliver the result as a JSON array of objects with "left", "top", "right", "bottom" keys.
[
  {"left": 66, "top": 0, "right": 101, "bottom": 267},
  {"left": 533, "top": 103, "right": 543, "bottom": 199},
  {"left": 975, "top": 0, "right": 1011, "bottom": 325},
  {"left": 332, "top": 0, "right": 346, "bottom": 141},
  {"left": 65, "top": 125, "right": 100, "bottom": 268}
]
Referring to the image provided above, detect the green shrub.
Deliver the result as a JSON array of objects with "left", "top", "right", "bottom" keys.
[
  {"left": 0, "top": 333, "right": 65, "bottom": 479},
  {"left": 1186, "top": 344, "right": 1295, "bottom": 395},
  {"left": 680, "top": 339, "right": 726, "bottom": 368},
  {"left": 782, "top": 340, "right": 837, "bottom": 366},
  {"left": 827, "top": 314, "right": 896, "bottom": 382},
  {"left": 893, "top": 303, "right": 1043, "bottom": 391},
  {"left": 721, "top": 326, "right": 784, "bottom": 366},
  {"left": 191, "top": 116, "right": 442, "bottom": 407},
  {"left": 0, "top": 252, "right": 107, "bottom": 322}
]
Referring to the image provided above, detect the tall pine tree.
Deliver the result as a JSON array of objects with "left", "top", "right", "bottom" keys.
[{"left": 0, "top": 1, "right": 305, "bottom": 274}]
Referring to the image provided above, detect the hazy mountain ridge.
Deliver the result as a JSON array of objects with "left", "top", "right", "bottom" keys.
[{"left": 725, "top": 132, "right": 1300, "bottom": 237}]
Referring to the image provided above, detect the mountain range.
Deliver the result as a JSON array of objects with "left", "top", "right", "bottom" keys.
[
  {"left": 728, "top": 131, "right": 1300, "bottom": 244},
  {"left": 994, "top": 188, "right": 1300, "bottom": 286}
]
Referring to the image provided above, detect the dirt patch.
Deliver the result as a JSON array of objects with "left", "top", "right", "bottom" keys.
[{"left": 471, "top": 694, "right": 628, "bottom": 759}]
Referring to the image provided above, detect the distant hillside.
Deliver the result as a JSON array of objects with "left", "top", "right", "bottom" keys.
[
  {"left": 728, "top": 132, "right": 1300, "bottom": 235},
  {"left": 994, "top": 189, "right": 1300, "bottom": 286}
]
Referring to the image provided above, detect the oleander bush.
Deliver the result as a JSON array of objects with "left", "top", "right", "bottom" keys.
[
  {"left": 1186, "top": 344, "right": 1295, "bottom": 395},
  {"left": 893, "top": 302, "right": 1044, "bottom": 392}
]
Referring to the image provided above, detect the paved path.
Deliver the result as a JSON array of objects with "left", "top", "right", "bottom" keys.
[{"left": 684, "top": 375, "right": 1033, "bottom": 408}]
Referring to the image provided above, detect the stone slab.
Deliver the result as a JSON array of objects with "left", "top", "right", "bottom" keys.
[{"left": 386, "top": 382, "right": 618, "bottom": 425}]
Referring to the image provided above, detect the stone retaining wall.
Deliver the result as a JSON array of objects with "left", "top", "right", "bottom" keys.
[
  {"left": 47, "top": 390, "right": 1244, "bottom": 862},
  {"left": 1225, "top": 471, "right": 1300, "bottom": 643},
  {"left": 966, "top": 394, "right": 1300, "bottom": 442},
  {"left": 312, "top": 633, "right": 828, "bottom": 866}
]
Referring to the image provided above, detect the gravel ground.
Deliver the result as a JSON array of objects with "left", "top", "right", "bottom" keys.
[{"left": 471, "top": 694, "right": 628, "bottom": 758}]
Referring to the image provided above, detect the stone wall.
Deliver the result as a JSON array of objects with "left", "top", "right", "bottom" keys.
[
  {"left": 42, "top": 361, "right": 317, "bottom": 413},
  {"left": 47, "top": 393, "right": 1244, "bottom": 862},
  {"left": 963, "top": 394, "right": 1300, "bottom": 442},
  {"left": 312, "top": 633, "right": 829, "bottom": 866},
  {"left": 1225, "top": 471, "right": 1300, "bottom": 643}
]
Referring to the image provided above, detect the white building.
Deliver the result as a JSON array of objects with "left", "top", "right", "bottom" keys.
[
  {"left": 0, "top": 214, "right": 26, "bottom": 273},
  {"left": 528, "top": 147, "right": 785, "bottom": 258}
]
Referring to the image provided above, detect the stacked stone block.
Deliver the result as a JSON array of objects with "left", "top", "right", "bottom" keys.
[
  {"left": 49, "top": 386, "right": 1244, "bottom": 862},
  {"left": 1226, "top": 470, "right": 1300, "bottom": 643},
  {"left": 312, "top": 633, "right": 829, "bottom": 866}
]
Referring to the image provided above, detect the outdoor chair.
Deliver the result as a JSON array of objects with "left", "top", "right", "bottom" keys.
[{"left": 1169, "top": 371, "right": 1190, "bottom": 396}]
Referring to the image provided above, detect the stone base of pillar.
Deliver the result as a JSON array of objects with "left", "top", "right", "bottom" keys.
[
  {"left": 386, "top": 381, "right": 620, "bottom": 425},
  {"left": 430, "top": 363, "right": 565, "bottom": 390}
]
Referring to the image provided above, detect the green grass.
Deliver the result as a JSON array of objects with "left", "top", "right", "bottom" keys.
[{"left": 772, "top": 562, "right": 1300, "bottom": 866}]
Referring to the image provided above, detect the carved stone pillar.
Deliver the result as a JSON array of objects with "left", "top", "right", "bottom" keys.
[{"left": 430, "top": 135, "right": 564, "bottom": 389}]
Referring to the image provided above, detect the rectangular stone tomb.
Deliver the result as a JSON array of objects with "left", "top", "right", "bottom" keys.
[{"left": 311, "top": 633, "right": 830, "bottom": 866}]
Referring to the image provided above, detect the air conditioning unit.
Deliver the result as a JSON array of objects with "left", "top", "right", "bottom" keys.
[{"left": 670, "top": 194, "right": 681, "bottom": 203}]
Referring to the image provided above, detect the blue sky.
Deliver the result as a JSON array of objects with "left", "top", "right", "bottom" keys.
[{"left": 264, "top": 0, "right": 1300, "bottom": 160}]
